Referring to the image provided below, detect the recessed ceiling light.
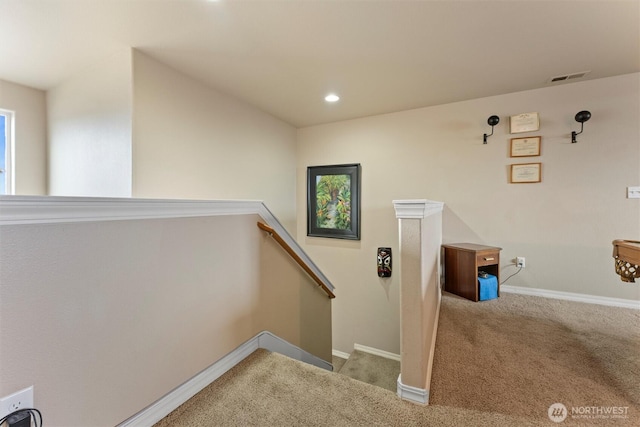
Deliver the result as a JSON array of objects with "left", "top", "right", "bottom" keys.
[{"left": 325, "top": 94, "right": 340, "bottom": 103}]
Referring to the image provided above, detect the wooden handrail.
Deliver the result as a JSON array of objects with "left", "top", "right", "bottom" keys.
[{"left": 257, "top": 222, "right": 335, "bottom": 299}]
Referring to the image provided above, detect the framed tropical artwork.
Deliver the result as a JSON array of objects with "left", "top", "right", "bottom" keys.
[{"left": 307, "top": 163, "right": 361, "bottom": 240}]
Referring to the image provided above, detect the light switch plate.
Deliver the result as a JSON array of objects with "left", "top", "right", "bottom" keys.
[{"left": 627, "top": 187, "right": 640, "bottom": 199}]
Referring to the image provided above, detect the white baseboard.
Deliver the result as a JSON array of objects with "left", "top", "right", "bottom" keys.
[
  {"left": 501, "top": 285, "right": 640, "bottom": 310},
  {"left": 397, "top": 375, "right": 429, "bottom": 405},
  {"left": 118, "top": 331, "right": 331, "bottom": 427},
  {"left": 259, "top": 331, "right": 332, "bottom": 371},
  {"left": 353, "top": 343, "right": 401, "bottom": 362},
  {"left": 332, "top": 349, "right": 351, "bottom": 360}
]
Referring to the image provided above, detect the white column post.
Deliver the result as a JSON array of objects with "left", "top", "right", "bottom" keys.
[{"left": 393, "top": 199, "right": 444, "bottom": 405}]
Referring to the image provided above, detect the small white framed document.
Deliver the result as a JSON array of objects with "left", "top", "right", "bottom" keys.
[
  {"left": 510, "top": 136, "right": 541, "bottom": 157},
  {"left": 510, "top": 163, "right": 541, "bottom": 183},
  {"left": 510, "top": 112, "right": 540, "bottom": 134}
]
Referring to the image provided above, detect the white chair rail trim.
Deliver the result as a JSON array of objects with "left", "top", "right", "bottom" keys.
[
  {"left": 0, "top": 195, "right": 263, "bottom": 224},
  {"left": 0, "top": 195, "right": 334, "bottom": 294}
]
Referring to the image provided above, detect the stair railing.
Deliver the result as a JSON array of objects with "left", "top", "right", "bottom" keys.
[{"left": 257, "top": 221, "right": 335, "bottom": 299}]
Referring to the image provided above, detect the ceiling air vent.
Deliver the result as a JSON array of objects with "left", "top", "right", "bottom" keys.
[{"left": 548, "top": 71, "right": 590, "bottom": 84}]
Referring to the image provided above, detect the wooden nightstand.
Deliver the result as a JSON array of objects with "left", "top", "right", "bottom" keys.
[{"left": 442, "top": 243, "right": 501, "bottom": 302}]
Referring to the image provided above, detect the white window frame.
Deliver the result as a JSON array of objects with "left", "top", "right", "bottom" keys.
[{"left": 0, "top": 109, "right": 15, "bottom": 195}]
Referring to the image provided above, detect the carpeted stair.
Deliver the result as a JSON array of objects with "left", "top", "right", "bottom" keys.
[
  {"left": 333, "top": 350, "right": 400, "bottom": 393},
  {"left": 154, "top": 348, "right": 543, "bottom": 427},
  {"left": 154, "top": 292, "right": 639, "bottom": 426}
]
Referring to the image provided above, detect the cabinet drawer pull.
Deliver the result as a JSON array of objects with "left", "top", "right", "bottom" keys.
[{"left": 484, "top": 257, "right": 495, "bottom": 261}]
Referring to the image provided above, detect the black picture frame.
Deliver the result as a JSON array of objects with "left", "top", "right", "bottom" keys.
[{"left": 307, "top": 163, "right": 361, "bottom": 240}]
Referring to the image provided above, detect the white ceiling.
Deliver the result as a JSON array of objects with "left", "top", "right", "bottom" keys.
[{"left": 1, "top": 0, "right": 638, "bottom": 127}]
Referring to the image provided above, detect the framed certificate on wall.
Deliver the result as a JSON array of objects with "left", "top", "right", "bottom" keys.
[
  {"left": 510, "top": 136, "right": 541, "bottom": 157},
  {"left": 510, "top": 112, "right": 540, "bottom": 134},
  {"left": 510, "top": 163, "right": 541, "bottom": 183}
]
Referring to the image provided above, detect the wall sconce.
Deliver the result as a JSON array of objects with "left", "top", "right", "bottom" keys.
[
  {"left": 571, "top": 110, "right": 591, "bottom": 143},
  {"left": 483, "top": 115, "right": 500, "bottom": 144}
]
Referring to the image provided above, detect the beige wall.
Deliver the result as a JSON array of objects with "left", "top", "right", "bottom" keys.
[
  {"left": 259, "top": 228, "right": 333, "bottom": 361},
  {"left": 0, "top": 79, "right": 47, "bottom": 195},
  {"left": 297, "top": 73, "right": 640, "bottom": 355},
  {"left": 0, "top": 212, "right": 331, "bottom": 427},
  {"left": 47, "top": 48, "right": 133, "bottom": 197},
  {"left": 132, "top": 51, "right": 298, "bottom": 231}
]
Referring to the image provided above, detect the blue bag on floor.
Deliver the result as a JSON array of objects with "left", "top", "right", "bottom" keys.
[{"left": 478, "top": 274, "right": 498, "bottom": 301}]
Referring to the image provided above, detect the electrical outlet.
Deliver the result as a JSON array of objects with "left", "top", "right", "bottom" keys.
[
  {"left": 0, "top": 386, "right": 33, "bottom": 419},
  {"left": 516, "top": 257, "right": 526, "bottom": 268}
]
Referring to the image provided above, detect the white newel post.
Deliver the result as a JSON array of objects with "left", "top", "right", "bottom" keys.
[{"left": 393, "top": 199, "right": 444, "bottom": 405}]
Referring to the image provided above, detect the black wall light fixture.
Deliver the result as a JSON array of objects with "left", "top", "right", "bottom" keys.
[
  {"left": 571, "top": 110, "right": 591, "bottom": 143},
  {"left": 483, "top": 115, "right": 500, "bottom": 144}
]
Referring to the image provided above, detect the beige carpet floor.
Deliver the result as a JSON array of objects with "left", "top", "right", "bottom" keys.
[
  {"left": 153, "top": 292, "right": 639, "bottom": 426},
  {"left": 429, "top": 292, "right": 640, "bottom": 425},
  {"left": 153, "top": 349, "right": 543, "bottom": 427}
]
